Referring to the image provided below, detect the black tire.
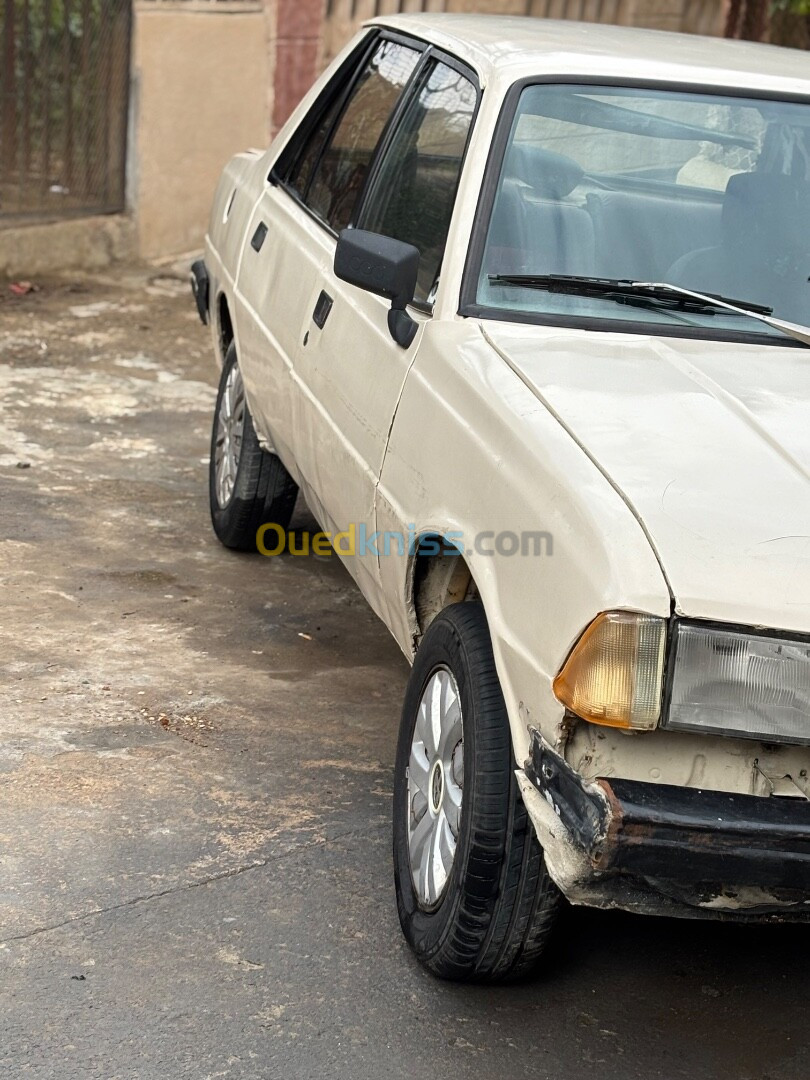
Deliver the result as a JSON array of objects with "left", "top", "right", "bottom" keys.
[
  {"left": 393, "top": 602, "right": 562, "bottom": 982},
  {"left": 209, "top": 342, "right": 298, "bottom": 551}
]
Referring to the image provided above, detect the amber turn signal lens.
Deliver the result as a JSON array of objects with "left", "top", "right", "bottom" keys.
[{"left": 553, "top": 611, "right": 667, "bottom": 731}]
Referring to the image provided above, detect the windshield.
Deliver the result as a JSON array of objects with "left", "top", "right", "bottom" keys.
[{"left": 476, "top": 84, "right": 810, "bottom": 339}]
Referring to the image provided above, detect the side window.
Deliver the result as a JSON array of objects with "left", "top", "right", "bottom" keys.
[
  {"left": 359, "top": 61, "right": 478, "bottom": 303},
  {"left": 288, "top": 39, "right": 421, "bottom": 232},
  {"left": 287, "top": 93, "right": 344, "bottom": 203}
]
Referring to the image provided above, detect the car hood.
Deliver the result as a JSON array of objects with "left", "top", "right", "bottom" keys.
[{"left": 482, "top": 322, "right": 810, "bottom": 635}]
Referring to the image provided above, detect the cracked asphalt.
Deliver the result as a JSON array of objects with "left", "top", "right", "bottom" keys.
[{"left": 0, "top": 268, "right": 807, "bottom": 1079}]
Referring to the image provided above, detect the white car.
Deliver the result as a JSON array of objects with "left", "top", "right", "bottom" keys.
[{"left": 193, "top": 14, "right": 810, "bottom": 981}]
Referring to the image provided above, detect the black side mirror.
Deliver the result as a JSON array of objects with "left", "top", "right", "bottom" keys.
[{"left": 334, "top": 228, "right": 420, "bottom": 348}]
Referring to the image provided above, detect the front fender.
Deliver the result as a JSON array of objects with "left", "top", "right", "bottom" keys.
[{"left": 377, "top": 320, "right": 670, "bottom": 764}]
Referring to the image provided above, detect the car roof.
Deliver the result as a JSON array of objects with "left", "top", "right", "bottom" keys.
[{"left": 368, "top": 14, "right": 810, "bottom": 96}]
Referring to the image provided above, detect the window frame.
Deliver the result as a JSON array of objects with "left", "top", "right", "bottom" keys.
[
  {"left": 270, "top": 27, "right": 482, "bottom": 305},
  {"left": 459, "top": 75, "right": 810, "bottom": 350},
  {"left": 270, "top": 30, "right": 428, "bottom": 236},
  {"left": 355, "top": 51, "right": 482, "bottom": 308}
]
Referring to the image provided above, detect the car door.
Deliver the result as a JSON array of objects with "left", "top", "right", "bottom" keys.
[
  {"left": 290, "top": 55, "right": 479, "bottom": 615},
  {"left": 232, "top": 32, "right": 421, "bottom": 474}
]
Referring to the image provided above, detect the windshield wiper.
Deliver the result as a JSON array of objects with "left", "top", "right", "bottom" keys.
[
  {"left": 487, "top": 275, "right": 810, "bottom": 348},
  {"left": 488, "top": 274, "right": 773, "bottom": 314}
]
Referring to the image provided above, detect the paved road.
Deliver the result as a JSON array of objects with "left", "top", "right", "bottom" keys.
[{"left": 0, "top": 271, "right": 806, "bottom": 1079}]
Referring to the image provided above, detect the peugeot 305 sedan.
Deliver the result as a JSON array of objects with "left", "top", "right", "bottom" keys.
[{"left": 192, "top": 14, "right": 810, "bottom": 981}]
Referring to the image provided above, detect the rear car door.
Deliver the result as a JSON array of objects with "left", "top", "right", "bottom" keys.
[{"left": 290, "top": 54, "right": 479, "bottom": 613}]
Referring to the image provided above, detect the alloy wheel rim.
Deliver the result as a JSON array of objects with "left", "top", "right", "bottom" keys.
[
  {"left": 407, "top": 666, "right": 464, "bottom": 908},
  {"left": 214, "top": 362, "right": 246, "bottom": 508}
]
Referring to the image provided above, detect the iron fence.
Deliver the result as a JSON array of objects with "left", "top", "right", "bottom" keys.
[{"left": 0, "top": 0, "right": 132, "bottom": 223}]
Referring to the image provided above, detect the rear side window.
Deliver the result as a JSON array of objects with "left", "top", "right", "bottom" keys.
[
  {"left": 288, "top": 39, "right": 421, "bottom": 232},
  {"left": 359, "top": 60, "right": 478, "bottom": 302},
  {"left": 287, "top": 93, "right": 344, "bottom": 203}
]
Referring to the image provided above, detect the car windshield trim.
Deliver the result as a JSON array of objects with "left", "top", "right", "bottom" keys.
[{"left": 459, "top": 75, "right": 810, "bottom": 346}]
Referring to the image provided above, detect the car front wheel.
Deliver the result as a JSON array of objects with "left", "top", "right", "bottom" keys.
[{"left": 393, "top": 602, "right": 562, "bottom": 982}]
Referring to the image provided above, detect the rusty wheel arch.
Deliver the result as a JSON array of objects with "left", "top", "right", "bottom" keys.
[{"left": 408, "top": 535, "right": 479, "bottom": 648}]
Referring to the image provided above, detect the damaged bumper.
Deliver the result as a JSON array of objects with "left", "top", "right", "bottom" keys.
[{"left": 520, "top": 729, "right": 810, "bottom": 920}]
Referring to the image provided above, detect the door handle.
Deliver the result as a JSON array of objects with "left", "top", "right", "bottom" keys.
[
  {"left": 312, "top": 290, "right": 333, "bottom": 330},
  {"left": 251, "top": 222, "right": 268, "bottom": 252}
]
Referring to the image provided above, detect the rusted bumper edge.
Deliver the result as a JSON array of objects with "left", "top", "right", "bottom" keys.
[{"left": 519, "top": 729, "right": 810, "bottom": 921}]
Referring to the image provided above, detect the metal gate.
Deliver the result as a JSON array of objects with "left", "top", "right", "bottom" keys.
[{"left": 0, "top": 0, "right": 132, "bottom": 223}]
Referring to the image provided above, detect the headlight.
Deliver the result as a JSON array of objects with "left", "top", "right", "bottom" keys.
[
  {"left": 553, "top": 611, "right": 667, "bottom": 731},
  {"left": 663, "top": 622, "right": 810, "bottom": 745}
]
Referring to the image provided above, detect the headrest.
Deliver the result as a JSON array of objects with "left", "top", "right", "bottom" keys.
[
  {"left": 723, "top": 171, "right": 810, "bottom": 251},
  {"left": 504, "top": 143, "right": 585, "bottom": 199}
]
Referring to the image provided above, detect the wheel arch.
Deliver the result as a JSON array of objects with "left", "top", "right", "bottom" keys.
[
  {"left": 408, "top": 533, "right": 480, "bottom": 646},
  {"left": 403, "top": 528, "right": 545, "bottom": 771}
]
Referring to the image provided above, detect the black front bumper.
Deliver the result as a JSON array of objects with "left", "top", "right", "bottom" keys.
[{"left": 526, "top": 730, "right": 810, "bottom": 917}]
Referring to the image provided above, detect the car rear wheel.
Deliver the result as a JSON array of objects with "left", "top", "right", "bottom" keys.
[
  {"left": 209, "top": 342, "right": 298, "bottom": 551},
  {"left": 393, "top": 602, "right": 562, "bottom": 982}
]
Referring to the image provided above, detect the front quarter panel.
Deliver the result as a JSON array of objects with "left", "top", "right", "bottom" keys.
[{"left": 377, "top": 320, "right": 671, "bottom": 765}]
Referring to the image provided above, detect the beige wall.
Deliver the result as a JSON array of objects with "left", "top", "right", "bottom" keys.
[{"left": 132, "top": 4, "right": 271, "bottom": 259}]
